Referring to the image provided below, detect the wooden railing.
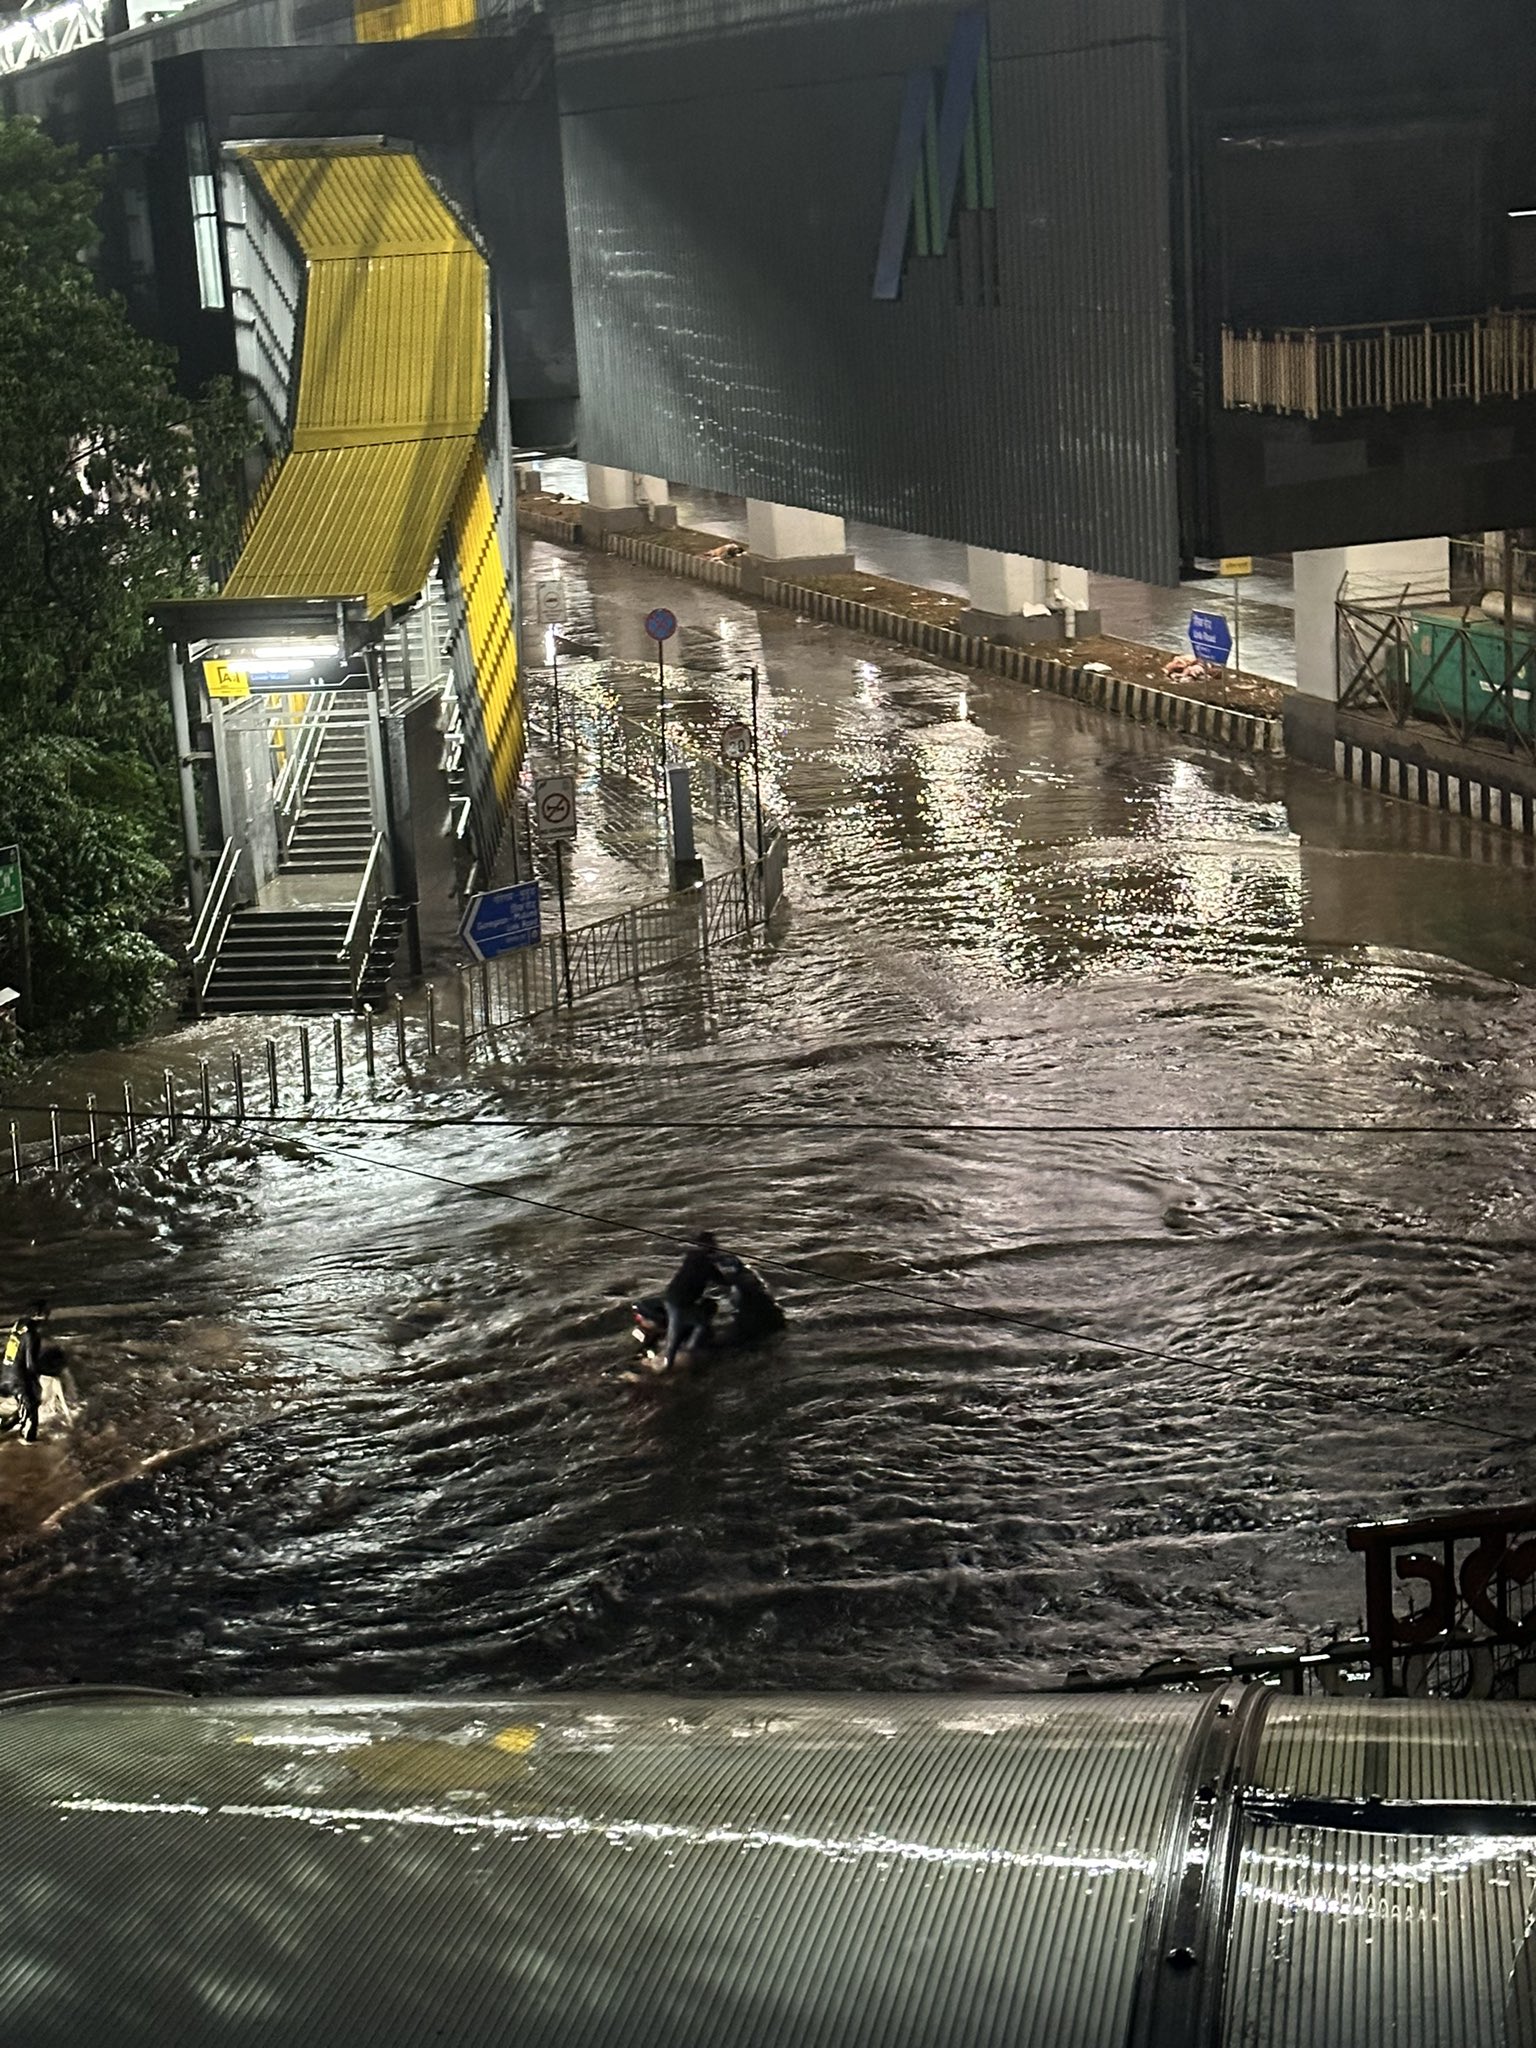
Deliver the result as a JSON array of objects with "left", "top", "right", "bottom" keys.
[{"left": 1223, "top": 309, "right": 1536, "bottom": 419}]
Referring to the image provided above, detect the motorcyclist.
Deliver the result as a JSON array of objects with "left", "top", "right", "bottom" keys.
[
  {"left": 715, "top": 1254, "right": 786, "bottom": 1340},
  {"left": 662, "top": 1230, "right": 727, "bottom": 1369}
]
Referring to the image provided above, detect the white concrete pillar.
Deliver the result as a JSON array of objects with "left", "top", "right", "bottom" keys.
[
  {"left": 1051, "top": 564, "right": 1093, "bottom": 614},
  {"left": 746, "top": 501, "right": 850, "bottom": 563},
  {"left": 585, "top": 464, "right": 636, "bottom": 510},
  {"left": 966, "top": 547, "right": 1051, "bottom": 619},
  {"left": 1293, "top": 538, "right": 1449, "bottom": 700}
]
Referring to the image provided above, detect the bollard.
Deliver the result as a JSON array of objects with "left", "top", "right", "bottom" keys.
[
  {"left": 394, "top": 992, "right": 408, "bottom": 1069},
  {"left": 364, "top": 1006, "right": 376, "bottom": 1080},
  {"left": 479, "top": 961, "right": 492, "bottom": 1035},
  {"left": 299, "top": 1026, "right": 313, "bottom": 1103},
  {"left": 628, "top": 909, "right": 642, "bottom": 986},
  {"left": 49, "top": 1106, "right": 62, "bottom": 1172},
  {"left": 8, "top": 1122, "right": 19, "bottom": 1184},
  {"left": 425, "top": 982, "right": 438, "bottom": 1058},
  {"left": 163, "top": 1070, "right": 179, "bottom": 1141},
  {"left": 123, "top": 1080, "right": 138, "bottom": 1153},
  {"left": 86, "top": 1093, "right": 100, "bottom": 1163},
  {"left": 265, "top": 1039, "right": 279, "bottom": 1116},
  {"left": 456, "top": 966, "right": 469, "bottom": 1055},
  {"left": 199, "top": 1060, "right": 212, "bottom": 1128},
  {"left": 232, "top": 1053, "right": 245, "bottom": 1125},
  {"left": 331, "top": 1015, "right": 344, "bottom": 1093}
]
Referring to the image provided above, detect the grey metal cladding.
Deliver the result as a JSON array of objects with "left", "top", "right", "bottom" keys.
[{"left": 561, "top": 0, "right": 1180, "bottom": 584}]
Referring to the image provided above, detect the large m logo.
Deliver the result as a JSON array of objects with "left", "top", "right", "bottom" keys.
[{"left": 872, "top": 7, "right": 996, "bottom": 303}]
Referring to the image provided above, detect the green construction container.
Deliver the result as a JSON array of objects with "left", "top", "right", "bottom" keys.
[{"left": 1406, "top": 607, "right": 1536, "bottom": 738}]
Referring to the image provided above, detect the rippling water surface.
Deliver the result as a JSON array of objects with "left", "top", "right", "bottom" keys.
[{"left": 3, "top": 542, "right": 1536, "bottom": 1696}]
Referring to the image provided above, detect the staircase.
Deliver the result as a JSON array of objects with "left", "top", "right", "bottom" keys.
[
  {"left": 282, "top": 701, "right": 375, "bottom": 873},
  {"left": 199, "top": 902, "right": 408, "bottom": 1016}
]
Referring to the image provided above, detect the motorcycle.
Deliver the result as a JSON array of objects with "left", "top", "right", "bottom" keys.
[{"left": 628, "top": 1258, "right": 785, "bottom": 1378}]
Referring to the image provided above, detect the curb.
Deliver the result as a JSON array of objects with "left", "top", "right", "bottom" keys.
[
  {"left": 1334, "top": 736, "right": 1536, "bottom": 840},
  {"left": 517, "top": 508, "right": 1284, "bottom": 758}
]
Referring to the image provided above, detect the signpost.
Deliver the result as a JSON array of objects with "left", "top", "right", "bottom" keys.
[
  {"left": 646, "top": 608, "right": 678, "bottom": 813},
  {"left": 1219, "top": 555, "right": 1253, "bottom": 680},
  {"left": 1189, "top": 610, "right": 1233, "bottom": 668},
  {"left": 458, "top": 882, "right": 541, "bottom": 963},
  {"left": 533, "top": 773, "right": 577, "bottom": 1005},
  {"left": 748, "top": 667, "right": 765, "bottom": 858},
  {"left": 721, "top": 724, "right": 753, "bottom": 916},
  {"left": 202, "top": 659, "right": 251, "bottom": 700},
  {"left": 0, "top": 846, "right": 28, "bottom": 1027}
]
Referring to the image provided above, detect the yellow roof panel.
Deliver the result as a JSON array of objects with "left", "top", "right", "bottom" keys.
[
  {"left": 291, "top": 248, "right": 486, "bottom": 446},
  {"left": 245, "top": 148, "right": 472, "bottom": 261},
  {"left": 224, "top": 439, "right": 475, "bottom": 615},
  {"left": 354, "top": 0, "right": 476, "bottom": 41}
]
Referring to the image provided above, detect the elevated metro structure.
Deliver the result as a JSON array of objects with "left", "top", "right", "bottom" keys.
[{"left": 3, "top": 0, "right": 1536, "bottom": 957}]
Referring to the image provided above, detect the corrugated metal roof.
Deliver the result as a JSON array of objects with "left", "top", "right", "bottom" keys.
[
  {"left": 225, "top": 438, "right": 475, "bottom": 612},
  {"left": 244, "top": 146, "right": 473, "bottom": 261},
  {"left": 292, "top": 249, "right": 487, "bottom": 446},
  {"left": 222, "top": 146, "right": 490, "bottom": 614}
]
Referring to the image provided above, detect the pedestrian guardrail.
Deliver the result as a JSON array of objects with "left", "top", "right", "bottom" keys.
[{"left": 3, "top": 830, "right": 790, "bottom": 1194}]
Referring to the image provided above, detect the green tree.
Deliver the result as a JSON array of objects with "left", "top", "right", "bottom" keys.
[{"left": 0, "top": 116, "right": 250, "bottom": 1050}]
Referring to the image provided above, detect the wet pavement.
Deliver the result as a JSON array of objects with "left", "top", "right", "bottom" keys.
[{"left": 1, "top": 535, "right": 1535, "bottom": 1698}]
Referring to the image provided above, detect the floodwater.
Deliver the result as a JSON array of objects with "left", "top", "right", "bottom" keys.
[{"left": 2, "top": 538, "right": 1536, "bottom": 1699}]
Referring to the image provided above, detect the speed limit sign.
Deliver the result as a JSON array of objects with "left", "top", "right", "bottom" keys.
[
  {"left": 720, "top": 721, "right": 752, "bottom": 764},
  {"left": 533, "top": 773, "right": 577, "bottom": 842}
]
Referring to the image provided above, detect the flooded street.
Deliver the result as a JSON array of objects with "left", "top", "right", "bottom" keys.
[{"left": 4, "top": 538, "right": 1536, "bottom": 1697}]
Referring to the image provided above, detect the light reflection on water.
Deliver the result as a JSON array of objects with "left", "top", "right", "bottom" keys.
[{"left": 1, "top": 540, "right": 1536, "bottom": 1697}]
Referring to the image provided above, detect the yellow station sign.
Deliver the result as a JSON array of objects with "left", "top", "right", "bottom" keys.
[{"left": 203, "top": 659, "right": 252, "bottom": 699}]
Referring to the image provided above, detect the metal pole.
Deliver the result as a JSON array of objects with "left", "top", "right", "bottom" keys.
[
  {"left": 480, "top": 961, "right": 491, "bottom": 1036},
  {"left": 657, "top": 643, "right": 667, "bottom": 818},
  {"left": 552, "top": 645, "right": 562, "bottom": 756},
  {"left": 555, "top": 842, "right": 573, "bottom": 1006},
  {"left": 123, "top": 1080, "right": 138, "bottom": 1152},
  {"left": 168, "top": 644, "right": 207, "bottom": 918},
  {"left": 265, "top": 1040, "right": 278, "bottom": 1115},
  {"left": 231, "top": 1054, "right": 245, "bottom": 1125},
  {"left": 199, "top": 1060, "right": 212, "bottom": 1128},
  {"left": 86, "top": 1093, "right": 99, "bottom": 1163},
  {"left": 364, "top": 1006, "right": 376, "bottom": 1079},
  {"left": 425, "top": 983, "right": 438, "bottom": 1058},
  {"left": 8, "top": 1122, "right": 19, "bottom": 1183},
  {"left": 735, "top": 761, "right": 750, "bottom": 924},
  {"left": 49, "top": 1106, "right": 61, "bottom": 1172},
  {"left": 750, "top": 666, "right": 765, "bottom": 858},
  {"left": 299, "top": 1027, "right": 313, "bottom": 1103},
  {"left": 456, "top": 967, "right": 469, "bottom": 1056},
  {"left": 1233, "top": 577, "right": 1242, "bottom": 682},
  {"left": 331, "top": 1014, "right": 344, "bottom": 1093},
  {"left": 164, "top": 1070, "right": 179, "bottom": 1140},
  {"left": 394, "top": 992, "right": 408, "bottom": 1069}
]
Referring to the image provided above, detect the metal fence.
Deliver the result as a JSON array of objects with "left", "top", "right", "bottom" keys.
[
  {"left": 1338, "top": 589, "right": 1536, "bottom": 758},
  {"left": 527, "top": 672, "right": 746, "bottom": 828},
  {"left": 462, "top": 828, "right": 788, "bottom": 1042},
  {"left": 1223, "top": 309, "right": 1536, "bottom": 419}
]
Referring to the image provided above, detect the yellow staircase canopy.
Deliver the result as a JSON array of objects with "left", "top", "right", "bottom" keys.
[{"left": 224, "top": 145, "right": 488, "bottom": 616}]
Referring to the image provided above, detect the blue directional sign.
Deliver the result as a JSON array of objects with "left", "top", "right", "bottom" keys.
[
  {"left": 458, "top": 882, "right": 542, "bottom": 962},
  {"left": 1189, "top": 610, "right": 1233, "bottom": 666}
]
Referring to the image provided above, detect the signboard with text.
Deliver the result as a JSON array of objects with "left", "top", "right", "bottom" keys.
[
  {"left": 533, "top": 774, "right": 578, "bottom": 842},
  {"left": 459, "top": 882, "right": 541, "bottom": 962}
]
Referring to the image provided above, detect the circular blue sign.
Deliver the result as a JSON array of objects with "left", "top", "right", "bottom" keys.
[{"left": 645, "top": 607, "right": 679, "bottom": 643}]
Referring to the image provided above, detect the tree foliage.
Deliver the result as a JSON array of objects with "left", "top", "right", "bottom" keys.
[{"left": 0, "top": 116, "right": 251, "bottom": 1049}]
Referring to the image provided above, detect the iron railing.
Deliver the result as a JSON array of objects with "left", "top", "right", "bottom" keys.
[
  {"left": 273, "top": 690, "right": 346, "bottom": 853},
  {"left": 461, "top": 827, "right": 788, "bottom": 1041},
  {"left": 188, "top": 840, "right": 249, "bottom": 1017},
  {"left": 528, "top": 672, "right": 743, "bottom": 828},
  {"left": 1223, "top": 309, "right": 1536, "bottom": 419},
  {"left": 339, "top": 834, "right": 390, "bottom": 1009},
  {"left": 1337, "top": 586, "right": 1536, "bottom": 759}
]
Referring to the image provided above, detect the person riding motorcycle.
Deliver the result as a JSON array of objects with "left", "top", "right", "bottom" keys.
[
  {"left": 662, "top": 1230, "right": 728, "bottom": 1369},
  {"left": 714, "top": 1254, "right": 786, "bottom": 1340},
  {"left": 1, "top": 1307, "right": 49, "bottom": 1443}
]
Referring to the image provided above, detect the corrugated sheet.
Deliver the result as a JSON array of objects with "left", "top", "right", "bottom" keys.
[
  {"left": 559, "top": 0, "right": 1180, "bottom": 583},
  {"left": 222, "top": 145, "right": 490, "bottom": 613},
  {"left": 355, "top": 0, "right": 477, "bottom": 40},
  {"left": 0, "top": 1689, "right": 1201, "bottom": 2048},
  {"left": 292, "top": 248, "right": 487, "bottom": 445},
  {"left": 246, "top": 146, "right": 473, "bottom": 260},
  {"left": 1256, "top": 1697, "right": 1536, "bottom": 1805},
  {"left": 448, "top": 448, "right": 522, "bottom": 813},
  {"left": 225, "top": 438, "right": 475, "bottom": 610}
]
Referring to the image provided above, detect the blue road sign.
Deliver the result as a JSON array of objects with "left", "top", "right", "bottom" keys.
[
  {"left": 459, "top": 882, "right": 542, "bottom": 962},
  {"left": 1189, "top": 610, "right": 1233, "bottom": 666},
  {"left": 645, "top": 607, "right": 678, "bottom": 643}
]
